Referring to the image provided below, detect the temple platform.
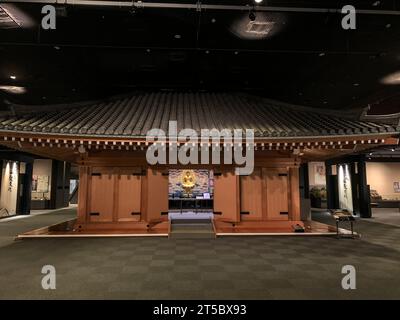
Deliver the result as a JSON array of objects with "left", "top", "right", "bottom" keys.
[
  {"left": 214, "top": 220, "right": 356, "bottom": 236},
  {"left": 16, "top": 217, "right": 358, "bottom": 239}
]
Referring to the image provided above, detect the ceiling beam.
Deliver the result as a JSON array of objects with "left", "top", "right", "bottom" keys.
[{"left": 1, "top": 1, "right": 400, "bottom": 16}]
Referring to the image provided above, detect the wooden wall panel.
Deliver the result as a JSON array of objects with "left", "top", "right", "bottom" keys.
[
  {"left": 146, "top": 169, "right": 168, "bottom": 221},
  {"left": 214, "top": 171, "right": 240, "bottom": 222},
  {"left": 240, "top": 168, "right": 262, "bottom": 220},
  {"left": 265, "top": 170, "right": 289, "bottom": 221},
  {"left": 89, "top": 173, "right": 114, "bottom": 222},
  {"left": 116, "top": 175, "right": 141, "bottom": 222}
]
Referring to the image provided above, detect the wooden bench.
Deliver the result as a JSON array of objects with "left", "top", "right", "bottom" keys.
[{"left": 329, "top": 209, "right": 356, "bottom": 238}]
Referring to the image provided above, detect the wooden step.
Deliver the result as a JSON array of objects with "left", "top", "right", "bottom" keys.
[{"left": 169, "top": 221, "right": 215, "bottom": 239}]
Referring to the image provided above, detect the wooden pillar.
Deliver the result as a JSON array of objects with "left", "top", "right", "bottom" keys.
[
  {"left": 77, "top": 166, "right": 89, "bottom": 224},
  {"left": 289, "top": 167, "right": 301, "bottom": 221}
]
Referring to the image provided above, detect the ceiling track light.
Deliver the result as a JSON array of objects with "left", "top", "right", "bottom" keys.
[{"left": 249, "top": 9, "right": 256, "bottom": 21}]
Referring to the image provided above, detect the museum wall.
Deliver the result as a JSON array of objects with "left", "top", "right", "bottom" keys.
[
  {"left": 0, "top": 161, "right": 19, "bottom": 215},
  {"left": 366, "top": 162, "right": 400, "bottom": 200}
]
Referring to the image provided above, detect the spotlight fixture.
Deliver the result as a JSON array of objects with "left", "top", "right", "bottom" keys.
[
  {"left": 10, "top": 75, "right": 16, "bottom": 80},
  {"left": 249, "top": 10, "right": 256, "bottom": 21}
]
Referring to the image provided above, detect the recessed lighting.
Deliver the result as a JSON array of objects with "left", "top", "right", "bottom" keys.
[
  {"left": 205, "top": 50, "right": 210, "bottom": 54},
  {"left": 391, "top": 148, "right": 395, "bottom": 152},
  {"left": 254, "top": 0, "right": 263, "bottom": 3},
  {"left": 353, "top": 83, "right": 360, "bottom": 86},
  {"left": 319, "top": 52, "right": 325, "bottom": 57},
  {"left": 10, "top": 75, "right": 16, "bottom": 80},
  {"left": 386, "top": 23, "right": 391, "bottom": 28},
  {"left": 174, "top": 34, "right": 181, "bottom": 39},
  {"left": 234, "top": 51, "right": 239, "bottom": 55},
  {"left": 372, "top": 1, "right": 381, "bottom": 6},
  {"left": 381, "top": 71, "right": 400, "bottom": 85},
  {"left": 211, "top": 18, "right": 216, "bottom": 23},
  {"left": 54, "top": 46, "right": 60, "bottom": 50},
  {"left": 246, "top": 21, "right": 275, "bottom": 35},
  {"left": 0, "top": 86, "right": 26, "bottom": 94}
]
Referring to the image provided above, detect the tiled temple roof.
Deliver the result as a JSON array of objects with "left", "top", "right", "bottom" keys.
[{"left": 0, "top": 92, "right": 398, "bottom": 138}]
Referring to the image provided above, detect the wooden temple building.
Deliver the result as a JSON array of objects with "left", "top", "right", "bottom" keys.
[{"left": 0, "top": 92, "right": 398, "bottom": 236}]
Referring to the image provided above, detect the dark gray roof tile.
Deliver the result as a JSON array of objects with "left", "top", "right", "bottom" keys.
[{"left": 0, "top": 92, "right": 398, "bottom": 138}]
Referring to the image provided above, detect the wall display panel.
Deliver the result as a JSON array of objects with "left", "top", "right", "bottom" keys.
[
  {"left": 169, "top": 169, "right": 213, "bottom": 198},
  {"left": 0, "top": 161, "right": 19, "bottom": 215},
  {"left": 338, "top": 164, "right": 353, "bottom": 213}
]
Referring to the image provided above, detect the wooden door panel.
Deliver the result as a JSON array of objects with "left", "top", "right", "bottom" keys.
[
  {"left": 240, "top": 168, "right": 262, "bottom": 220},
  {"left": 146, "top": 169, "right": 168, "bottom": 221},
  {"left": 266, "top": 170, "right": 289, "bottom": 220},
  {"left": 117, "top": 175, "right": 141, "bottom": 222},
  {"left": 89, "top": 173, "right": 114, "bottom": 222},
  {"left": 214, "top": 171, "right": 239, "bottom": 222}
]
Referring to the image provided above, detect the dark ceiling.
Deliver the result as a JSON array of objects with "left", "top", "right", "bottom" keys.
[{"left": 1, "top": 0, "right": 400, "bottom": 114}]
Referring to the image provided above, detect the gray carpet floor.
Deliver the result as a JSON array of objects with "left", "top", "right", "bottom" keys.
[{"left": 0, "top": 208, "right": 399, "bottom": 299}]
